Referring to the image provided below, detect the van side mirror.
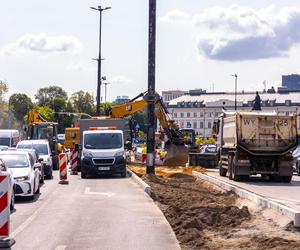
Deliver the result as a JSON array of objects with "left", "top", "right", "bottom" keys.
[{"left": 38, "top": 158, "right": 43, "bottom": 163}]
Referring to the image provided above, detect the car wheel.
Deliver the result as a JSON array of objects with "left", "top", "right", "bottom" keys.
[
  {"left": 36, "top": 181, "right": 40, "bottom": 194},
  {"left": 81, "top": 171, "right": 87, "bottom": 179},
  {"left": 10, "top": 190, "right": 15, "bottom": 211},
  {"left": 121, "top": 171, "right": 127, "bottom": 178}
]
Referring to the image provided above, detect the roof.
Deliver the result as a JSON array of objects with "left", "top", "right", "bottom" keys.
[
  {"left": 168, "top": 92, "right": 300, "bottom": 107},
  {"left": 17, "top": 140, "right": 49, "bottom": 145},
  {"left": 83, "top": 130, "right": 123, "bottom": 134}
]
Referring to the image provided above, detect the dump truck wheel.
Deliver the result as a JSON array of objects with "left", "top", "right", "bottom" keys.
[
  {"left": 228, "top": 155, "right": 233, "bottom": 180},
  {"left": 232, "top": 155, "right": 241, "bottom": 181},
  {"left": 279, "top": 176, "right": 292, "bottom": 183},
  {"left": 297, "top": 163, "right": 300, "bottom": 176},
  {"left": 219, "top": 164, "right": 227, "bottom": 177}
]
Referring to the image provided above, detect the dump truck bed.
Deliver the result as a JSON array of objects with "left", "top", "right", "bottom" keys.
[{"left": 223, "top": 112, "right": 297, "bottom": 154}]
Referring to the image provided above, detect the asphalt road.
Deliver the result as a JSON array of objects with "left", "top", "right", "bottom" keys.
[
  {"left": 206, "top": 169, "right": 300, "bottom": 211},
  {"left": 10, "top": 171, "right": 180, "bottom": 250}
]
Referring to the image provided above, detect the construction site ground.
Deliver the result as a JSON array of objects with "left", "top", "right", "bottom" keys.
[{"left": 129, "top": 166, "right": 300, "bottom": 250}]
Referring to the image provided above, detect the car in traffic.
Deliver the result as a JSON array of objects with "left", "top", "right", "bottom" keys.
[
  {"left": 17, "top": 140, "right": 53, "bottom": 179},
  {"left": 16, "top": 148, "right": 45, "bottom": 183},
  {"left": 0, "top": 158, "right": 15, "bottom": 211},
  {"left": 0, "top": 151, "right": 41, "bottom": 200},
  {"left": 292, "top": 146, "right": 300, "bottom": 176}
]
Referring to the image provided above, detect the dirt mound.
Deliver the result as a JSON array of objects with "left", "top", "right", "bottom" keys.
[
  {"left": 141, "top": 174, "right": 300, "bottom": 249},
  {"left": 242, "top": 236, "right": 300, "bottom": 250}
]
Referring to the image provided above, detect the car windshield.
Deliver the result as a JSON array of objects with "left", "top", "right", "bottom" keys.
[
  {"left": 0, "top": 138, "right": 10, "bottom": 147},
  {"left": 84, "top": 133, "right": 123, "bottom": 149},
  {"left": 17, "top": 144, "right": 49, "bottom": 155},
  {"left": 0, "top": 154, "right": 29, "bottom": 168}
]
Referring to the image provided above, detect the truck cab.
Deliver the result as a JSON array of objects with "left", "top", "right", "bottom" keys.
[{"left": 80, "top": 128, "right": 127, "bottom": 178}]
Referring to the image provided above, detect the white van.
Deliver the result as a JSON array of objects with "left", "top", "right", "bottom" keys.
[{"left": 0, "top": 129, "right": 20, "bottom": 147}]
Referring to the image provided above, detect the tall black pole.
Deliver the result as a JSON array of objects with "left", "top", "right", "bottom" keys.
[
  {"left": 146, "top": 0, "right": 156, "bottom": 174},
  {"left": 91, "top": 6, "right": 111, "bottom": 116},
  {"left": 234, "top": 74, "right": 237, "bottom": 110}
]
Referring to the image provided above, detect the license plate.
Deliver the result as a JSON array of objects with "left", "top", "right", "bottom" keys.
[{"left": 98, "top": 167, "right": 110, "bottom": 171}]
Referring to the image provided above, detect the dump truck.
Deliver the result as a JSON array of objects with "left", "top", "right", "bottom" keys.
[{"left": 217, "top": 111, "right": 297, "bottom": 182}]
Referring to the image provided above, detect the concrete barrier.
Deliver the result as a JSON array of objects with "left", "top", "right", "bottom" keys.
[
  {"left": 193, "top": 171, "right": 300, "bottom": 227},
  {"left": 127, "top": 170, "right": 153, "bottom": 197}
]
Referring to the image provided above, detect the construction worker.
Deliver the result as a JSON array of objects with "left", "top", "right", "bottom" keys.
[
  {"left": 141, "top": 146, "right": 147, "bottom": 165},
  {"left": 160, "top": 150, "right": 167, "bottom": 162}
]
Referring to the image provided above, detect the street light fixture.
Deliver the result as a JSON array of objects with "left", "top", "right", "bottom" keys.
[
  {"left": 231, "top": 74, "right": 238, "bottom": 110},
  {"left": 90, "top": 5, "right": 111, "bottom": 116}
]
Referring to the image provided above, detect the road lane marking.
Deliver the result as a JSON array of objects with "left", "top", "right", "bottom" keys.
[
  {"left": 84, "top": 187, "right": 115, "bottom": 197},
  {"left": 11, "top": 186, "right": 60, "bottom": 238},
  {"left": 55, "top": 245, "right": 67, "bottom": 250}
]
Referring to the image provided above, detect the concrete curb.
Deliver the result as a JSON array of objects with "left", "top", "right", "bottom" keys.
[
  {"left": 193, "top": 171, "right": 300, "bottom": 227},
  {"left": 127, "top": 170, "right": 153, "bottom": 197}
]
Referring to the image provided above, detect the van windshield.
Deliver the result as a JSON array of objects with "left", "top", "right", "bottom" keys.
[
  {"left": 0, "top": 138, "right": 10, "bottom": 147},
  {"left": 84, "top": 133, "right": 123, "bottom": 149}
]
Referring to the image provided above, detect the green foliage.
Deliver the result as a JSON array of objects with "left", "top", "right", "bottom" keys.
[
  {"left": 205, "top": 137, "right": 216, "bottom": 145},
  {"left": 37, "top": 106, "right": 53, "bottom": 121},
  {"left": 0, "top": 81, "right": 8, "bottom": 101},
  {"left": 9, "top": 93, "right": 33, "bottom": 122},
  {"left": 52, "top": 98, "right": 66, "bottom": 112},
  {"left": 71, "top": 90, "right": 94, "bottom": 115},
  {"left": 35, "top": 85, "right": 68, "bottom": 106},
  {"left": 137, "top": 130, "right": 146, "bottom": 139},
  {"left": 195, "top": 135, "right": 204, "bottom": 145},
  {"left": 132, "top": 109, "right": 147, "bottom": 132}
]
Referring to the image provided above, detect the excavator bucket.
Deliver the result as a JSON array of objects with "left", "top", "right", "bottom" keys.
[{"left": 163, "top": 144, "right": 189, "bottom": 167}]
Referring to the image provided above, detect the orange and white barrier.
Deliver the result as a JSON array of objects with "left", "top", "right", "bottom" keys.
[
  {"left": 70, "top": 150, "right": 78, "bottom": 175},
  {"left": 0, "top": 174, "right": 15, "bottom": 247},
  {"left": 59, "top": 153, "right": 69, "bottom": 184}
]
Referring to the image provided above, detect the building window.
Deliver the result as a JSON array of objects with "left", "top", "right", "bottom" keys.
[
  {"left": 180, "top": 113, "right": 184, "bottom": 118},
  {"left": 187, "top": 112, "right": 190, "bottom": 118},
  {"left": 194, "top": 112, "right": 197, "bottom": 117},
  {"left": 200, "top": 122, "right": 204, "bottom": 129},
  {"left": 208, "top": 122, "right": 212, "bottom": 129},
  {"left": 180, "top": 122, "right": 184, "bottom": 128},
  {"left": 207, "top": 112, "right": 212, "bottom": 118},
  {"left": 200, "top": 112, "right": 204, "bottom": 118},
  {"left": 187, "top": 121, "right": 191, "bottom": 128},
  {"left": 193, "top": 122, "right": 197, "bottom": 129},
  {"left": 174, "top": 113, "right": 177, "bottom": 118}
]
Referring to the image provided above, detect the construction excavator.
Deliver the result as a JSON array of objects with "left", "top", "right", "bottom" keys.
[
  {"left": 26, "top": 109, "right": 61, "bottom": 169},
  {"left": 107, "top": 91, "right": 196, "bottom": 166}
]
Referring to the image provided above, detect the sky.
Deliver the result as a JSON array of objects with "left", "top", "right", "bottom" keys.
[{"left": 1, "top": 0, "right": 300, "bottom": 102}]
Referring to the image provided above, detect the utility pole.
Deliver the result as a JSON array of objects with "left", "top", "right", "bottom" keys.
[
  {"left": 104, "top": 81, "right": 110, "bottom": 115},
  {"left": 90, "top": 5, "right": 111, "bottom": 116},
  {"left": 146, "top": 0, "right": 156, "bottom": 174},
  {"left": 232, "top": 74, "right": 238, "bottom": 110}
]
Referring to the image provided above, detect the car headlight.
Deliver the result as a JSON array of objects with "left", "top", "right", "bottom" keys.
[
  {"left": 83, "top": 150, "right": 93, "bottom": 158},
  {"left": 14, "top": 176, "right": 29, "bottom": 182},
  {"left": 115, "top": 151, "right": 125, "bottom": 157}
]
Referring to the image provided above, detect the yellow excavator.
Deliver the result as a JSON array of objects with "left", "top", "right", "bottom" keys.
[
  {"left": 26, "top": 109, "right": 61, "bottom": 169},
  {"left": 107, "top": 92, "right": 195, "bottom": 166},
  {"left": 64, "top": 92, "right": 195, "bottom": 166}
]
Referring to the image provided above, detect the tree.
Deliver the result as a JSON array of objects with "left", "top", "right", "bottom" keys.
[
  {"left": 71, "top": 91, "right": 94, "bottom": 115},
  {"left": 9, "top": 93, "right": 33, "bottom": 122},
  {"left": 0, "top": 81, "right": 8, "bottom": 128},
  {"left": 37, "top": 106, "right": 53, "bottom": 121},
  {"left": 35, "top": 85, "right": 68, "bottom": 106}
]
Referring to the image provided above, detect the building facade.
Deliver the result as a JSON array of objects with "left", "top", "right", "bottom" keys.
[
  {"left": 167, "top": 91, "right": 300, "bottom": 138},
  {"left": 282, "top": 74, "right": 300, "bottom": 90},
  {"left": 161, "top": 90, "right": 186, "bottom": 103}
]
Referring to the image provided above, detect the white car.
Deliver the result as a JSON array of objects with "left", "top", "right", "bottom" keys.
[
  {"left": 0, "top": 158, "right": 15, "bottom": 211},
  {"left": 17, "top": 140, "right": 53, "bottom": 179},
  {"left": 0, "top": 151, "right": 41, "bottom": 199}
]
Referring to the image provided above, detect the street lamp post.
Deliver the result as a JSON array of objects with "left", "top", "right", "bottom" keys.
[
  {"left": 104, "top": 81, "right": 110, "bottom": 115},
  {"left": 90, "top": 5, "right": 111, "bottom": 116},
  {"left": 232, "top": 74, "right": 238, "bottom": 110}
]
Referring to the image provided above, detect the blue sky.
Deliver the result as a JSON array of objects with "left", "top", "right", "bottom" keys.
[{"left": 1, "top": 0, "right": 300, "bottom": 101}]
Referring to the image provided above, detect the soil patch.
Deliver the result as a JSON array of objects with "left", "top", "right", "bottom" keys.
[{"left": 140, "top": 172, "right": 300, "bottom": 249}]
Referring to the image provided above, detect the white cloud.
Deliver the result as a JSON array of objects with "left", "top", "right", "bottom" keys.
[
  {"left": 66, "top": 62, "right": 95, "bottom": 72},
  {"left": 1, "top": 33, "right": 81, "bottom": 56},
  {"left": 194, "top": 5, "right": 300, "bottom": 61},
  {"left": 109, "top": 75, "right": 133, "bottom": 85},
  {"left": 159, "top": 10, "right": 191, "bottom": 24}
]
